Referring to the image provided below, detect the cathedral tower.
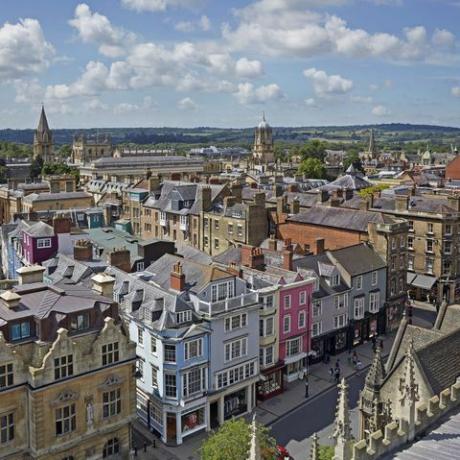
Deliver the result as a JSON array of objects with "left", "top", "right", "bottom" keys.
[
  {"left": 33, "top": 105, "right": 53, "bottom": 161},
  {"left": 252, "top": 113, "right": 275, "bottom": 164}
]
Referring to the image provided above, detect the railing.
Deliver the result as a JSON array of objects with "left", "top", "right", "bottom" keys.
[{"left": 198, "top": 292, "right": 259, "bottom": 316}]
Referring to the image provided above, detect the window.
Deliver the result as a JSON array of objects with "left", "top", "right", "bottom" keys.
[
  {"left": 164, "top": 344, "right": 176, "bottom": 362},
  {"left": 263, "top": 295, "right": 274, "bottom": 309},
  {"left": 283, "top": 295, "right": 291, "bottom": 309},
  {"left": 224, "top": 313, "right": 247, "bottom": 332},
  {"left": 286, "top": 337, "right": 301, "bottom": 357},
  {"left": 151, "top": 366, "right": 158, "bottom": 388},
  {"left": 183, "top": 367, "right": 206, "bottom": 397},
  {"left": 228, "top": 224, "right": 233, "bottom": 235},
  {"left": 137, "top": 261, "right": 145, "bottom": 271},
  {"left": 176, "top": 311, "right": 192, "bottom": 324},
  {"left": 312, "top": 322, "right": 322, "bottom": 337},
  {"left": 0, "top": 363, "right": 13, "bottom": 388},
  {"left": 330, "top": 274, "right": 340, "bottom": 287},
  {"left": 211, "top": 281, "right": 234, "bottom": 302},
  {"left": 355, "top": 276, "right": 363, "bottom": 290},
  {"left": 37, "top": 238, "right": 52, "bottom": 249},
  {"left": 313, "top": 300, "right": 322, "bottom": 317},
  {"left": 150, "top": 335, "right": 157, "bottom": 354},
  {"left": 216, "top": 360, "right": 257, "bottom": 390},
  {"left": 259, "top": 317, "right": 274, "bottom": 337},
  {"left": 204, "top": 236, "right": 209, "bottom": 247},
  {"left": 165, "top": 373, "right": 177, "bottom": 398},
  {"left": 408, "top": 255, "right": 414, "bottom": 271},
  {"left": 283, "top": 315, "right": 291, "bottom": 334},
  {"left": 426, "top": 257, "right": 434, "bottom": 274},
  {"left": 137, "top": 327, "right": 144, "bottom": 346},
  {"left": 408, "top": 236, "right": 414, "bottom": 250},
  {"left": 371, "top": 271, "right": 378, "bottom": 286},
  {"left": 298, "top": 311, "right": 306, "bottom": 329},
  {"left": 103, "top": 438, "right": 120, "bottom": 458},
  {"left": 214, "top": 220, "right": 219, "bottom": 230},
  {"left": 354, "top": 297, "right": 365, "bottom": 319},
  {"left": 185, "top": 338, "right": 203, "bottom": 360},
  {"left": 204, "top": 218, "right": 209, "bottom": 230},
  {"left": 70, "top": 313, "right": 89, "bottom": 331},
  {"left": 54, "top": 355, "right": 73, "bottom": 380},
  {"left": 369, "top": 292, "right": 380, "bottom": 313},
  {"left": 408, "top": 220, "right": 414, "bottom": 232},
  {"left": 0, "top": 413, "right": 14, "bottom": 444},
  {"left": 214, "top": 238, "right": 220, "bottom": 250},
  {"left": 391, "top": 238, "right": 396, "bottom": 250},
  {"left": 400, "top": 236, "right": 405, "bottom": 248},
  {"left": 334, "top": 314, "right": 347, "bottom": 329},
  {"left": 427, "top": 222, "right": 434, "bottom": 234},
  {"left": 224, "top": 337, "right": 248, "bottom": 362},
  {"left": 443, "top": 259, "right": 451, "bottom": 275},
  {"left": 137, "top": 360, "right": 144, "bottom": 381},
  {"left": 55, "top": 404, "right": 76, "bottom": 436},
  {"left": 391, "top": 255, "right": 396, "bottom": 271},
  {"left": 237, "top": 225, "right": 243, "bottom": 237},
  {"left": 426, "top": 239, "right": 434, "bottom": 253},
  {"left": 260, "top": 346, "right": 274, "bottom": 367},
  {"left": 299, "top": 291, "right": 306, "bottom": 305},
  {"left": 102, "top": 342, "right": 119, "bottom": 366},
  {"left": 445, "top": 224, "right": 452, "bottom": 235},
  {"left": 103, "top": 389, "right": 121, "bottom": 418},
  {"left": 444, "top": 241, "right": 452, "bottom": 255},
  {"left": 10, "top": 321, "right": 30, "bottom": 341}
]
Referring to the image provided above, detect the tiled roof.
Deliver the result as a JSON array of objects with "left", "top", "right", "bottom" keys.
[
  {"left": 23, "top": 191, "right": 92, "bottom": 203},
  {"left": 328, "top": 244, "right": 386, "bottom": 276}
]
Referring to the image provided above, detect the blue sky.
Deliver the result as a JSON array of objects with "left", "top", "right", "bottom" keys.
[{"left": 0, "top": 0, "right": 459, "bottom": 129}]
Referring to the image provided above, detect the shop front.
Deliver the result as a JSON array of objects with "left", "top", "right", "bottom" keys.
[
  {"left": 224, "top": 388, "right": 248, "bottom": 420},
  {"left": 284, "top": 352, "right": 307, "bottom": 382},
  {"left": 257, "top": 362, "right": 284, "bottom": 400},
  {"left": 181, "top": 406, "right": 207, "bottom": 440},
  {"left": 350, "top": 313, "right": 382, "bottom": 347}
]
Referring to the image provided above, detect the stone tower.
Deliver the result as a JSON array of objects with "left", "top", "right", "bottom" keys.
[
  {"left": 252, "top": 113, "right": 275, "bottom": 164},
  {"left": 33, "top": 105, "right": 53, "bottom": 161},
  {"left": 367, "top": 128, "right": 378, "bottom": 160}
]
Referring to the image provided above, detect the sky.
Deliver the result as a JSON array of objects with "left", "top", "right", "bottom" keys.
[{"left": 0, "top": 0, "right": 459, "bottom": 129}]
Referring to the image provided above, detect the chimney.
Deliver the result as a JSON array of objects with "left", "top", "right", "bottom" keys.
[
  {"left": 318, "top": 190, "right": 329, "bottom": 204},
  {"left": 201, "top": 186, "right": 212, "bottom": 212},
  {"left": 283, "top": 246, "right": 293, "bottom": 271},
  {"left": 241, "top": 246, "right": 264, "bottom": 269},
  {"left": 231, "top": 183, "right": 242, "bottom": 202},
  {"left": 448, "top": 195, "right": 460, "bottom": 212},
  {"left": 227, "top": 262, "right": 243, "bottom": 278},
  {"left": 52, "top": 215, "right": 72, "bottom": 234},
  {"left": 16, "top": 265, "right": 46, "bottom": 285},
  {"left": 254, "top": 192, "right": 265, "bottom": 206},
  {"left": 344, "top": 189, "right": 354, "bottom": 201},
  {"left": 395, "top": 195, "right": 409, "bottom": 212},
  {"left": 148, "top": 175, "right": 161, "bottom": 191},
  {"left": 91, "top": 273, "right": 116, "bottom": 298},
  {"left": 0, "top": 290, "right": 21, "bottom": 309},
  {"left": 273, "top": 184, "right": 283, "bottom": 197},
  {"left": 267, "top": 234, "right": 277, "bottom": 251},
  {"left": 107, "top": 248, "right": 131, "bottom": 272},
  {"left": 290, "top": 198, "right": 300, "bottom": 214},
  {"left": 170, "top": 261, "right": 185, "bottom": 291},
  {"left": 315, "top": 238, "right": 325, "bottom": 255},
  {"left": 224, "top": 196, "right": 237, "bottom": 209},
  {"left": 73, "top": 239, "right": 93, "bottom": 262}
]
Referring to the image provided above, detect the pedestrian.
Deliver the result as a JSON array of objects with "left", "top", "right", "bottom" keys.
[
  {"left": 352, "top": 351, "right": 358, "bottom": 365},
  {"left": 335, "top": 359, "right": 340, "bottom": 369},
  {"left": 304, "top": 377, "right": 309, "bottom": 398},
  {"left": 133, "top": 445, "right": 137, "bottom": 457},
  {"left": 347, "top": 348, "right": 352, "bottom": 365},
  {"left": 143, "top": 442, "right": 147, "bottom": 453},
  {"left": 335, "top": 367, "right": 340, "bottom": 384},
  {"left": 371, "top": 335, "right": 377, "bottom": 352},
  {"left": 380, "top": 339, "right": 384, "bottom": 350},
  {"left": 329, "top": 367, "right": 334, "bottom": 382}
]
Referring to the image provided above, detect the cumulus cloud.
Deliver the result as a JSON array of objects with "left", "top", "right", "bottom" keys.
[
  {"left": 0, "top": 18, "right": 54, "bottom": 79},
  {"left": 175, "top": 15, "right": 211, "bottom": 33},
  {"left": 69, "top": 4, "right": 136, "bottom": 57},
  {"left": 114, "top": 96, "right": 156, "bottom": 114},
  {"left": 372, "top": 105, "right": 391, "bottom": 116},
  {"left": 432, "top": 28, "right": 455, "bottom": 48},
  {"left": 222, "top": 0, "right": 457, "bottom": 64},
  {"left": 304, "top": 68, "right": 353, "bottom": 96},
  {"left": 235, "top": 58, "right": 264, "bottom": 78},
  {"left": 452, "top": 87, "right": 460, "bottom": 97},
  {"left": 178, "top": 97, "right": 197, "bottom": 110},
  {"left": 235, "top": 82, "right": 282, "bottom": 104},
  {"left": 121, "top": 0, "right": 201, "bottom": 12}
]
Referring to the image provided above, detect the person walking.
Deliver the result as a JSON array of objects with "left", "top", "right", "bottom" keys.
[
  {"left": 371, "top": 335, "right": 377, "bottom": 352},
  {"left": 379, "top": 339, "right": 384, "bottom": 350},
  {"left": 304, "top": 376, "right": 309, "bottom": 398},
  {"left": 335, "top": 367, "right": 341, "bottom": 384},
  {"left": 352, "top": 351, "right": 358, "bottom": 365},
  {"left": 329, "top": 367, "right": 334, "bottom": 382}
]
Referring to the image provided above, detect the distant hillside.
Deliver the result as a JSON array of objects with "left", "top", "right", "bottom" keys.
[{"left": 1, "top": 123, "right": 459, "bottom": 147}]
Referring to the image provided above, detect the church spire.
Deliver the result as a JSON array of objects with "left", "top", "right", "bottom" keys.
[
  {"left": 332, "top": 378, "right": 354, "bottom": 460},
  {"left": 33, "top": 105, "right": 53, "bottom": 161},
  {"left": 365, "top": 346, "right": 385, "bottom": 390},
  {"left": 37, "top": 105, "right": 50, "bottom": 134},
  {"left": 368, "top": 128, "right": 377, "bottom": 159}
]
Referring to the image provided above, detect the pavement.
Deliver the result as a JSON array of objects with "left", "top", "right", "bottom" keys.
[{"left": 131, "top": 305, "right": 437, "bottom": 460}]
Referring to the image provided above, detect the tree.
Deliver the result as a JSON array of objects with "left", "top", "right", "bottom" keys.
[
  {"left": 200, "top": 418, "right": 276, "bottom": 460},
  {"left": 319, "top": 445, "right": 334, "bottom": 460},
  {"left": 298, "top": 139, "right": 327, "bottom": 161},
  {"left": 30, "top": 155, "right": 44, "bottom": 180},
  {"left": 343, "top": 150, "right": 364, "bottom": 173},
  {"left": 298, "top": 157, "right": 326, "bottom": 179},
  {"left": 58, "top": 144, "right": 72, "bottom": 159}
]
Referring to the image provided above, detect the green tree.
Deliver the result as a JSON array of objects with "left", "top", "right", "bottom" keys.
[
  {"left": 298, "top": 157, "right": 326, "bottom": 179},
  {"left": 343, "top": 150, "right": 364, "bottom": 173},
  {"left": 30, "top": 155, "right": 44, "bottom": 179},
  {"left": 298, "top": 139, "right": 327, "bottom": 161},
  {"left": 58, "top": 144, "right": 72, "bottom": 158},
  {"left": 319, "top": 445, "right": 334, "bottom": 460},
  {"left": 200, "top": 418, "right": 276, "bottom": 460}
]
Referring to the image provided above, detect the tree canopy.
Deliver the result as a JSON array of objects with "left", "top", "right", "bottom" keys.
[
  {"left": 298, "top": 157, "right": 326, "bottom": 179},
  {"left": 343, "top": 150, "right": 364, "bottom": 173},
  {"left": 295, "top": 139, "right": 327, "bottom": 161}
]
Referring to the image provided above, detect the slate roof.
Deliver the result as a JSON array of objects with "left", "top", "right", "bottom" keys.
[
  {"left": 372, "top": 195, "right": 458, "bottom": 215},
  {"left": 23, "top": 191, "right": 92, "bottom": 203},
  {"left": 22, "top": 220, "right": 55, "bottom": 237},
  {"left": 287, "top": 206, "right": 387, "bottom": 232},
  {"left": 328, "top": 244, "right": 386, "bottom": 276},
  {"left": 318, "top": 170, "right": 371, "bottom": 191}
]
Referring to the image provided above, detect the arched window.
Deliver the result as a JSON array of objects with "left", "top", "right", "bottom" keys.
[{"left": 103, "top": 438, "right": 120, "bottom": 458}]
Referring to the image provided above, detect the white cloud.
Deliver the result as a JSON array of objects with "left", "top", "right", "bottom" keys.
[
  {"left": 0, "top": 18, "right": 54, "bottom": 79},
  {"left": 69, "top": 3, "right": 136, "bottom": 57},
  {"left": 200, "top": 15, "right": 211, "bottom": 31},
  {"left": 121, "top": 0, "right": 201, "bottom": 12},
  {"left": 235, "top": 82, "right": 282, "bottom": 104},
  {"left": 305, "top": 98, "right": 317, "bottom": 107},
  {"left": 372, "top": 104, "right": 391, "bottom": 116},
  {"left": 351, "top": 95, "right": 373, "bottom": 104},
  {"left": 13, "top": 79, "right": 44, "bottom": 103},
  {"left": 235, "top": 58, "right": 264, "bottom": 78},
  {"left": 303, "top": 68, "right": 353, "bottom": 96},
  {"left": 452, "top": 87, "right": 460, "bottom": 97},
  {"left": 175, "top": 21, "right": 195, "bottom": 33},
  {"left": 174, "top": 15, "right": 211, "bottom": 33},
  {"left": 178, "top": 97, "right": 197, "bottom": 110},
  {"left": 432, "top": 28, "right": 455, "bottom": 48},
  {"left": 114, "top": 96, "right": 156, "bottom": 114}
]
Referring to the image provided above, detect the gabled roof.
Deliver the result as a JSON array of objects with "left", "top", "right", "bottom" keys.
[{"left": 328, "top": 244, "right": 386, "bottom": 276}]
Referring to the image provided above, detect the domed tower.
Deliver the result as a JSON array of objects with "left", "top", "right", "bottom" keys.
[
  {"left": 33, "top": 105, "right": 53, "bottom": 161},
  {"left": 253, "top": 113, "right": 275, "bottom": 164}
]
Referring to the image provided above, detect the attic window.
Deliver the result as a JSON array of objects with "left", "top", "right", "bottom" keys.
[{"left": 176, "top": 311, "right": 192, "bottom": 324}]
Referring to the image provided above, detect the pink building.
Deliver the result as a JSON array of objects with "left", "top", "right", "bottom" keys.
[{"left": 277, "top": 272, "right": 315, "bottom": 382}]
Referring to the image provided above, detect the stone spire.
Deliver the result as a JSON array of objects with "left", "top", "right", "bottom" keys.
[
  {"left": 247, "top": 414, "right": 261, "bottom": 460},
  {"left": 365, "top": 346, "right": 385, "bottom": 390},
  {"left": 367, "top": 128, "right": 377, "bottom": 159},
  {"left": 33, "top": 105, "right": 53, "bottom": 161},
  {"left": 398, "top": 339, "right": 419, "bottom": 441},
  {"left": 310, "top": 433, "right": 320, "bottom": 460},
  {"left": 332, "top": 378, "right": 354, "bottom": 460}
]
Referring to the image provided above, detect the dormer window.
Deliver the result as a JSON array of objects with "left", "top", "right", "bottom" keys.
[
  {"left": 176, "top": 311, "right": 192, "bottom": 324},
  {"left": 10, "top": 321, "right": 30, "bottom": 341},
  {"left": 70, "top": 313, "right": 89, "bottom": 332},
  {"left": 331, "top": 274, "right": 340, "bottom": 287}
]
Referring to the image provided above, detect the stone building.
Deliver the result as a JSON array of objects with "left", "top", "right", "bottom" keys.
[
  {"left": 33, "top": 106, "right": 53, "bottom": 161},
  {"left": 0, "top": 267, "right": 136, "bottom": 459},
  {"left": 21, "top": 191, "right": 94, "bottom": 214},
  {"left": 72, "top": 134, "right": 113, "bottom": 165},
  {"left": 252, "top": 114, "right": 275, "bottom": 165}
]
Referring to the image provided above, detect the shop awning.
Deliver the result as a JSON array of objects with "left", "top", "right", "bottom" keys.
[
  {"left": 409, "top": 274, "right": 437, "bottom": 290},
  {"left": 284, "top": 352, "right": 307, "bottom": 365}
]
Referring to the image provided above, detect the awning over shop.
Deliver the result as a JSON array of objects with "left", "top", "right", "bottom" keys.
[{"left": 408, "top": 273, "right": 437, "bottom": 290}]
